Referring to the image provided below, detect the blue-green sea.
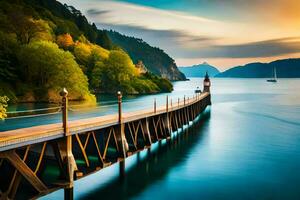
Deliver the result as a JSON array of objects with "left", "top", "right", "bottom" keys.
[{"left": 2, "top": 78, "right": 300, "bottom": 199}]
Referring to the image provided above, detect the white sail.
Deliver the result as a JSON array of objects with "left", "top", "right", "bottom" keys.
[{"left": 267, "top": 67, "right": 277, "bottom": 82}]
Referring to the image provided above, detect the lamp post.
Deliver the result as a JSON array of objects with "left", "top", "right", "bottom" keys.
[
  {"left": 117, "top": 91, "right": 122, "bottom": 123},
  {"left": 60, "top": 88, "right": 69, "bottom": 135}
]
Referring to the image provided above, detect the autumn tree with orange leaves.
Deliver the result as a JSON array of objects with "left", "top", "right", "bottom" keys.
[{"left": 56, "top": 33, "right": 74, "bottom": 49}]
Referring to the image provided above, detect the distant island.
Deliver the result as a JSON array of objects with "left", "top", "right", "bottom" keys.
[
  {"left": 179, "top": 62, "right": 220, "bottom": 77},
  {"left": 216, "top": 58, "right": 300, "bottom": 78}
]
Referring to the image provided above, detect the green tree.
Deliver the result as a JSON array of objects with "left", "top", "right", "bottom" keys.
[
  {"left": 73, "top": 41, "right": 109, "bottom": 66},
  {"left": 107, "top": 30, "right": 186, "bottom": 80},
  {"left": 10, "top": 13, "right": 53, "bottom": 44},
  {"left": 90, "top": 44, "right": 109, "bottom": 62},
  {"left": 77, "top": 34, "right": 89, "bottom": 44},
  {"left": 73, "top": 42, "right": 92, "bottom": 66},
  {"left": 0, "top": 31, "right": 19, "bottom": 82},
  {"left": 73, "top": 41, "right": 109, "bottom": 87},
  {"left": 90, "top": 61, "right": 105, "bottom": 90},
  {"left": 0, "top": 96, "right": 9, "bottom": 120},
  {"left": 18, "top": 41, "right": 94, "bottom": 102},
  {"left": 102, "top": 50, "right": 138, "bottom": 91},
  {"left": 96, "top": 30, "right": 112, "bottom": 50}
]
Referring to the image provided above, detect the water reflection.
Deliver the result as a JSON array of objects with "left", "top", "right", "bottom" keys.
[{"left": 78, "top": 110, "right": 211, "bottom": 200}]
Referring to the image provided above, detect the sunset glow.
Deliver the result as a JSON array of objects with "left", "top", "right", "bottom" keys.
[{"left": 59, "top": 0, "right": 300, "bottom": 69}]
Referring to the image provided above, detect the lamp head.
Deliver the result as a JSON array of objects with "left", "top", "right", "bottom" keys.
[
  {"left": 60, "top": 88, "right": 68, "bottom": 97},
  {"left": 117, "top": 91, "right": 122, "bottom": 98}
]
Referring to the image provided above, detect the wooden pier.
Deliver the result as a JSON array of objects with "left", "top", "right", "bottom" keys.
[{"left": 0, "top": 77, "right": 211, "bottom": 200}]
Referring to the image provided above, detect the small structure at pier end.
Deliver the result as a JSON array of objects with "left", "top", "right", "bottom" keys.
[{"left": 203, "top": 72, "right": 211, "bottom": 93}]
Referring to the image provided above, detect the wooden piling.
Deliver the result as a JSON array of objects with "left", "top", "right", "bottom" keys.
[
  {"left": 166, "top": 95, "right": 169, "bottom": 112},
  {"left": 64, "top": 187, "right": 73, "bottom": 200},
  {"left": 119, "top": 159, "right": 125, "bottom": 181}
]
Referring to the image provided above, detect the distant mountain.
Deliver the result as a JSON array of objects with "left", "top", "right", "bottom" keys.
[
  {"left": 216, "top": 58, "right": 300, "bottom": 78},
  {"left": 107, "top": 30, "right": 186, "bottom": 81},
  {"left": 179, "top": 62, "right": 220, "bottom": 77}
]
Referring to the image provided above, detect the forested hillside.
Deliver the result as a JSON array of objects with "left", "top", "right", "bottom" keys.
[
  {"left": 0, "top": 0, "right": 173, "bottom": 104},
  {"left": 25, "top": 0, "right": 113, "bottom": 49},
  {"left": 107, "top": 31, "right": 186, "bottom": 81}
]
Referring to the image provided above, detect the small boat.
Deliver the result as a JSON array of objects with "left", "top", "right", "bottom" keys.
[
  {"left": 267, "top": 67, "right": 277, "bottom": 82},
  {"left": 195, "top": 86, "right": 202, "bottom": 93}
]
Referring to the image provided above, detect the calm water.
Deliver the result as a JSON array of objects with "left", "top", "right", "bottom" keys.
[
  {"left": 3, "top": 78, "right": 300, "bottom": 199},
  {"left": 1, "top": 79, "right": 203, "bottom": 131}
]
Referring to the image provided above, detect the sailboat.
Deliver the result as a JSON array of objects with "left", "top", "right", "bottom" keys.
[{"left": 267, "top": 67, "right": 277, "bottom": 82}]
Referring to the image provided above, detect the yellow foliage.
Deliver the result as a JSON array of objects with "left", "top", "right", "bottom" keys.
[
  {"left": 77, "top": 35, "right": 90, "bottom": 44},
  {"left": 23, "top": 18, "right": 54, "bottom": 43},
  {"left": 91, "top": 44, "right": 109, "bottom": 60},
  {"left": 73, "top": 42, "right": 92, "bottom": 64},
  {"left": 0, "top": 96, "right": 9, "bottom": 120},
  {"left": 73, "top": 41, "right": 110, "bottom": 64}
]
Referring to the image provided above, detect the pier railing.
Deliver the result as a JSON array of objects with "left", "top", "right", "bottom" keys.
[{"left": 5, "top": 93, "right": 204, "bottom": 119}]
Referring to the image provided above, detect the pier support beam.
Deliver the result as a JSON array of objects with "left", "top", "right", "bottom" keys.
[
  {"left": 142, "top": 118, "right": 152, "bottom": 146},
  {"left": 59, "top": 136, "right": 76, "bottom": 200},
  {"left": 115, "top": 123, "right": 127, "bottom": 158},
  {"left": 162, "top": 114, "right": 171, "bottom": 138}
]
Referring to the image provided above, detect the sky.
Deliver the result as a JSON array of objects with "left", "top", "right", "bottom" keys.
[{"left": 59, "top": 0, "right": 300, "bottom": 71}]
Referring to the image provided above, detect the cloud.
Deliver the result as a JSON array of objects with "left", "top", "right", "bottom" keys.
[
  {"left": 186, "top": 37, "right": 300, "bottom": 58},
  {"left": 87, "top": 9, "right": 110, "bottom": 16},
  {"left": 212, "top": 37, "right": 300, "bottom": 58},
  {"left": 97, "top": 22, "right": 216, "bottom": 43},
  {"left": 80, "top": 0, "right": 228, "bottom": 38},
  {"left": 86, "top": 8, "right": 218, "bottom": 45}
]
